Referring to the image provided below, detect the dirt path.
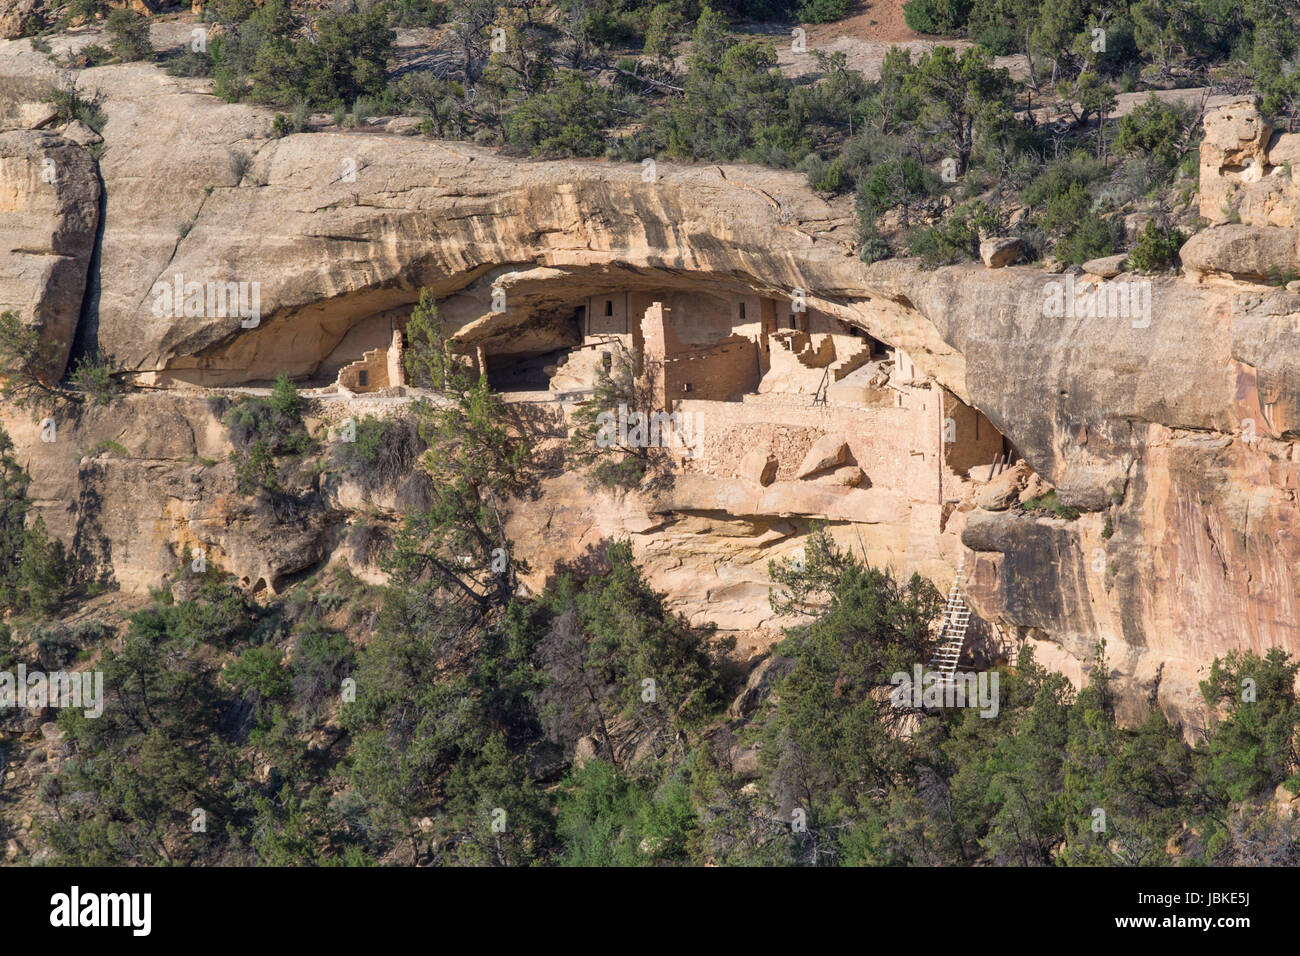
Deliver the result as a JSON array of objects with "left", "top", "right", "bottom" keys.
[
  {"left": 774, "top": 0, "right": 1029, "bottom": 81},
  {"left": 805, "top": 0, "right": 923, "bottom": 45}
]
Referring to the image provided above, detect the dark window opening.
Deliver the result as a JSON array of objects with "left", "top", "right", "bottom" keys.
[
  {"left": 605, "top": 300, "right": 614, "bottom": 317},
  {"left": 357, "top": 370, "right": 369, "bottom": 387},
  {"left": 738, "top": 302, "right": 746, "bottom": 320},
  {"left": 682, "top": 383, "right": 693, "bottom": 393}
]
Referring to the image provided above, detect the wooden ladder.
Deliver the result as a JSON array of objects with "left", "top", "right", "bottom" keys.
[{"left": 928, "top": 555, "right": 971, "bottom": 680}]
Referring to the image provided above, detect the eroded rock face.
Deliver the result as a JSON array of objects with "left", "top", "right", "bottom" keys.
[
  {"left": 2, "top": 42, "right": 1299, "bottom": 725},
  {"left": 0, "top": 394, "right": 340, "bottom": 594},
  {"left": 0, "top": 128, "right": 101, "bottom": 379}
]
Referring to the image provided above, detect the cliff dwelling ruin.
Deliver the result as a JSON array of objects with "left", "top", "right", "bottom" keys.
[{"left": 311, "top": 284, "right": 1014, "bottom": 554}]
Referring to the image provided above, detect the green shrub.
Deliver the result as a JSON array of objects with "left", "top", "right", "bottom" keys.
[
  {"left": 104, "top": 8, "right": 153, "bottom": 62},
  {"left": 974, "top": 22, "right": 1016, "bottom": 55},
  {"left": 82, "top": 440, "right": 128, "bottom": 459},
  {"left": 858, "top": 155, "right": 933, "bottom": 220},
  {"left": 1023, "top": 168, "right": 1122, "bottom": 265},
  {"left": 857, "top": 223, "right": 891, "bottom": 263},
  {"left": 221, "top": 373, "right": 312, "bottom": 494},
  {"left": 801, "top": 153, "right": 848, "bottom": 192},
  {"left": 68, "top": 350, "right": 121, "bottom": 405},
  {"left": 1115, "top": 95, "right": 1188, "bottom": 169},
  {"left": 331, "top": 414, "right": 425, "bottom": 492},
  {"left": 504, "top": 71, "right": 614, "bottom": 158},
  {"left": 1020, "top": 489, "right": 1080, "bottom": 521},
  {"left": 46, "top": 83, "right": 106, "bottom": 131},
  {"left": 0, "top": 310, "right": 65, "bottom": 409},
  {"left": 212, "top": 0, "right": 394, "bottom": 108},
  {"left": 291, "top": 623, "right": 354, "bottom": 717},
  {"left": 224, "top": 645, "right": 290, "bottom": 724},
  {"left": 796, "top": 0, "right": 852, "bottom": 23},
  {"left": 1052, "top": 213, "right": 1122, "bottom": 266},
  {"left": 387, "top": 0, "right": 445, "bottom": 28},
  {"left": 902, "top": 0, "right": 972, "bottom": 34},
  {"left": 165, "top": 47, "right": 213, "bottom": 77},
  {"left": 74, "top": 43, "right": 113, "bottom": 66},
  {"left": 1127, "top": 220, "right": 1187, "bottom": 273},
  {"left": 907, "top": 200, "right": 1000, "bottom": 266}
]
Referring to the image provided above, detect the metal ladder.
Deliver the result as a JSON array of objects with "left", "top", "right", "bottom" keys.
[{"left": 928, "top": 555, "right": 971, "bottom": 680}]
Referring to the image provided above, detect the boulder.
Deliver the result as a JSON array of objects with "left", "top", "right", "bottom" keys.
[
  {"left": 795, "top": 434, "right": 850, "bottom": 479},
  {"left": 1018, "top": 473, "right": 1051, "bottom": 504},
  {"left": 728, "top": 655, "right": 796, "bottom": 718},
  {"left": 1082, "top": 253, "right": 1128, "bottom": 278},
  {"left": 385, "top": 116, "right": 422, "bottom": 136},
  {"left": 60, "top": 119, "right": 102, "bottom": 147},
  {"left": 978, "top": 461, "right": 1031, "bottom": 511},
  {"left": 729, "top": 745, "right": 761, "bottom": 779},
  {"left": 1275, "top": 782, "right": 1299, "bottom": 819},
  {"left": 573, "top": 734, "right": 600, "bottom": 769},
  {"left": 0, "top": 0, "right": 43, "bottom": 40},
  {"left": 980, "top": 237, "right": 1023, "bottom": 268},
  {"left": 830, "top": 464, "right": 865, "bottom": 487},
  {"left": 1266, "top": 131, "right": 1300, "bottom": 169},
  {"left": 737, "top": 447, "right": 778, "bottom": 486},
  {"left": 1179, "top": 224, "right": 1299, "bottom": 282}
]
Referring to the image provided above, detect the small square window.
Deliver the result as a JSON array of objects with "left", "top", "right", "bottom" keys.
[{"left": 682, "top": 383, "right": 693, "bottom": 393}]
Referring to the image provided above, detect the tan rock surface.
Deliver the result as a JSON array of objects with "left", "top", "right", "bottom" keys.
[
  {"left": 794, "top": 433, "right": 850, "bottom": 478},
  {"left": 0, "top": 50, "right": 1298, "bottom": 724},
  {"left": 737, "top": 447, "right": 778, "bottom": 486},
  {"left": 0, "top": 128, "right": 101, "bottom": 379}
]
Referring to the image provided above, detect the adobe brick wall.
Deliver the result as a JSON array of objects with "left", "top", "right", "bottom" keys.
[
  {"left": 337, "top": 346, "right": 390, "bottom": 392},
  {"left": 663, "top": 338, "right": 760, "bottom": 402},
  {"left": 673, "top": 388, "right": 943, "bottom": 507}
]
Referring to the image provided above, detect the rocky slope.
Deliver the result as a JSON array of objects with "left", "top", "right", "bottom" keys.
[{"left": 3, "top": 35, "right": 1299, "bottom": 725}]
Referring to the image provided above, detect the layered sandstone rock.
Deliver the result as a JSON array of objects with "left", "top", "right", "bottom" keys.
[
  {"left": 1, "top": 38, "right": 1299, "bottom": 724},
  {"left": 0, "top": 128, "right": 101, "bottom": 379}
]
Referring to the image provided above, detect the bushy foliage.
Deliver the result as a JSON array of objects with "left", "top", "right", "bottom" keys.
[
  {"left": 0, "top": 427, "right": 73, "bottom": 615},
  {"left": 1128, "top": 220, "right": 1187, "bottom": 273},
  {"left": 1116, "top": 95, "right": 1189, "bottom": 169},
  {"left": 212, "top": 0, "right": 395, "bottom": 108},
  {"left": 68, "top": 350, "right": 122, "bottom": 406},
  {"left": 907, "top": 199, "right": 1001, "bottom": 265},
  {"left": 0, "top": 310, "right": 65, "bottom": 409},
  {"left": 504, "top": 70, "right": 615, "bottom": 157},
  {"left": 221, "top": 373, "right": 312, "bottom": 494},
  {"left": 104, "top": 8, "right": 153, "bottom": 62},
  {"left": 330, "top": 414, "right": 425, "bottom": 492},
  {"left": 902, "top": 0, "right": 972, "bottom": 35}
]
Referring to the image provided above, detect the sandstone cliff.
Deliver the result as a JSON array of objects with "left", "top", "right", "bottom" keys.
[{"left": 2, "top": 34, "right": 1299, "bottom": 724}]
